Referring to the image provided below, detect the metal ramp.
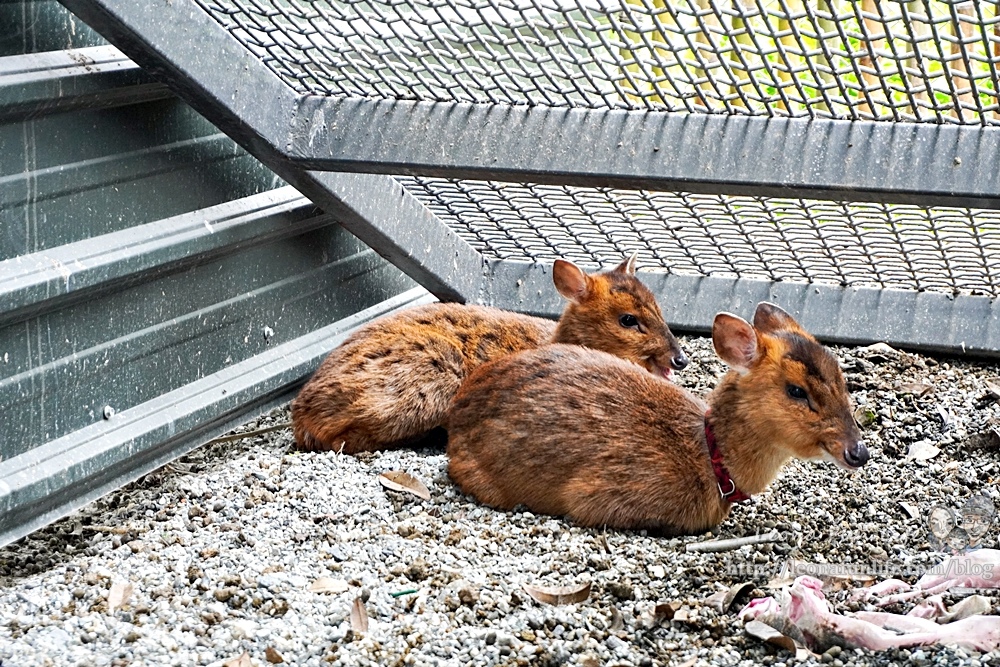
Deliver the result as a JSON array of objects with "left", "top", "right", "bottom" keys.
[
  {"left": 56, "top": 0, "right": 1000, "bottom": 357},
  {"left": 0, "top": 2, "right": 424, "bottom": 547}
]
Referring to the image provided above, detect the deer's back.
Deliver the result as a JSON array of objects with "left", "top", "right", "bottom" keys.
[
  {"left": 291, "top": 303, "right": 555, "bottom": 451},
  {"left": 446, "top": 345, "right": 723, "bottom": 533}
]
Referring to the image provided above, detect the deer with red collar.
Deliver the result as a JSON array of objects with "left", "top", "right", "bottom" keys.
[
  {"left": 292, "top": 254, "right": 688, "bottom": 454},
  {"left": 446, "top": 302, "right": 868, "bottom": 534}
]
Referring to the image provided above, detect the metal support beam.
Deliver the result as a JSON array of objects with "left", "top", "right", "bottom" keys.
[
  {"left": 482, "top": 260, "right": 1000, "bottom": 359},
  {"left": 0, "top": 187, "right": 325, "bottom": 326},
  {"left": 288, "top": 97, "right": 1000, "bottom": 210},
  {"left": 58, "top": 0, "right": 485, "bottom": 303},
  {"left": 0, "top": 44, "right": 169, "bottom": 121}
]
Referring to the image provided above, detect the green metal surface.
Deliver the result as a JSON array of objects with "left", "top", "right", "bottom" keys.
[{"left": 1, "top": 0, "right": 104, "bottom": 56}]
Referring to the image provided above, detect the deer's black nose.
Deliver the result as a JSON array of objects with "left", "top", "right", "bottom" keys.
[
  {"left": 670, "top": 352, "right": 689, "bottom": 371},
  {"left": 844, "top": 441, "right": 869, "bottom": 468}
]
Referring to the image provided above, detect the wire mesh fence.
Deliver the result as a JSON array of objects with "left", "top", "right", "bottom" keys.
[
  {"left": 191, "top": 0, "right": 1000, "bottom": 296},
  {"left": 197, "top": 0, "right": 1000, "bottom": 124},
  {"left": 400, "top": 177, "right": 1000, "bottom": 296}
]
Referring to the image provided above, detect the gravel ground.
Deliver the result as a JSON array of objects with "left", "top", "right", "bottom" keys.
[{"left": 2, "top": 334, "right": 999, "bottom": 667}]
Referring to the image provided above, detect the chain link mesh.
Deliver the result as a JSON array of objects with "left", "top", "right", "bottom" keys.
[
  {"left": 190, "top": 0, "right": 1000, "bottom": 296},
  {"left": 197, "top": 0, "right": 1000, "bottom": 123},
  {"left": 399, "top": 177, "right": 1000, "bottom": 296}
]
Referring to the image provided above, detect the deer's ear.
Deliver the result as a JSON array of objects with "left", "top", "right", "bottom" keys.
[
  {"left": 713, "top": 313, "right": 757, "bottom": 371},
  {"left": 753, "top": 302, "right": 802, "bottom": 335},
  {"left": 553, "top": 259, "right": 590, "bottom": 303},
  {"left": 613, "top": 252, "right": 638, "bottom": 275}
]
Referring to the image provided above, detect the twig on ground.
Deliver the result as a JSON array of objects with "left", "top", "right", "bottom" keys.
[
  {"left": 685, "top": 530, "right": 783, "bottom": 553},
  {"left": 204, "top": 422, "right": 292, "bottom": 446}
]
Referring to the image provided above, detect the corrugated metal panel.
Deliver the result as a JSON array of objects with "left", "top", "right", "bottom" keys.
[{"left": 0, "top": 1, "right": 422, "bottom": 547}]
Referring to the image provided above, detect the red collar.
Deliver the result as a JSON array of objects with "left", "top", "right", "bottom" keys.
[{"left": 704, "top": 411, "right": 751, "bottom": 503}]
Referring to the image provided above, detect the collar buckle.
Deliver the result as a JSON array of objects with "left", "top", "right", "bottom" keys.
[{"left": 705, "top": 411, "right": 751, "bottom": 504}]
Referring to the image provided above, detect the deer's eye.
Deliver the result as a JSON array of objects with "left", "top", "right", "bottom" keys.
[
  {"left": 786, "top": 384, "right": 808, "bottom": 401},
  {"left": 619, "top": 314, "right": 639, "bottom": 329}
]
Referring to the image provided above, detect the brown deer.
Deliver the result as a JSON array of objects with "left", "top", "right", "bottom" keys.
[
  {"left": 446, "top": 302, "right": 868, "bottom": 535},
  {"left": 292, "top": 255, "right": 688, "bottom": 454}
]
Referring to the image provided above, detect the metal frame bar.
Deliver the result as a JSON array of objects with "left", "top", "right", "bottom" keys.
[
  {"left": 482, "top": 259, "right": 1000, "bottom": 359},
  {"left": 286, "top": 97, "right": 1000, "bottom": 210},
  {"left": 0, "top": 187, "right": 325, "bottom": 326},
  {"left": 58, "top": 0, "right": 485, "bottom": 303},
  {"left": 0, "top": 44, "right": 169, "bottom": 121}
]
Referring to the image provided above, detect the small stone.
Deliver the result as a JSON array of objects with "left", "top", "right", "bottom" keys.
[
  {"left": 200, "top": 610, "right": 224, "bottom": 625},
  {"left": 458, "top": 586, "right": 479, "bottom": 607},
  {"left": 268, "top": 599, "right": 289, "bottom": 617},
  {"left": 230, "top": 619, "right": 257, "bottom": 639},
  {"left": 406, "top": 558, "right": 430, "bottom": 582},
  {"left": 265, "top": 647, "right": 284, "bottom": 664},
  {"left": 258, "top": 575, "right": 283, "bottom": 591},
  {"left": 606, "top": 635, "right": 629, "bottom": 657},
  {"left": 608, "top": 582, "right": 634, "bottom": 601},
  {"left": 214, "top": 588, "right": 236, "bottom": 603}
]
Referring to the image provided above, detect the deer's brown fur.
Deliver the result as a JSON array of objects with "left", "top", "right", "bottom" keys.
[
  {"left": 446, "top": 303, "right": 867, "bottom": 535},
  {"left": 292, "top": 256, "right": 686, "bottom": 454}
]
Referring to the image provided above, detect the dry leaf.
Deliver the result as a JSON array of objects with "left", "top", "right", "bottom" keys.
[
  {"left": 672, "top": 606, "right": 692, "bottom": 623},
  {"left": 107, "top": 580, "right": 134, "bottom": 614},
  {"left": 350, "top": 597, "right": 369, "bottom": 634},
  {"left": 609, "top": 606, "right": 624, "bottom": 632},
  {"left": 705, "top": 582, "right": 755, "bottom": 613},
  {"left": 969, "top": 423, "right": 1000, "bottom": 451},
  {"left": 864, "top": 342, "right": 899, "bottom": 356},
  {"left": 986, "top": 380, "right": 1000, "bottom": 401},
  {"left": 940, "top": 594, "right": 992, "bottom": 623},
  {"left": 223, "top": 652, "right": 252, "bottom": 667},
  {"left": 853, "top": 406, "right": 876, "bottom": 428},
  {"left": 744, "top": 619, "right": 797, "bottom": 652},
  {"left": 899, "top": 502, "right": 920, "bottom": 520},
  {"left": 907, "top": 441, "right": 941, "bottom": 461},
  {"left": 378, "top": 471, "right": 430, "bottom": 501},
  {"left": 898, "top": 382, "right": 932, "bottom": 397},
  {"left": 522, "top": 581, "right": 591, "bottom": 606},
  {"left": 653, "top": 601, "right": 680, "bottom": 623},
  {"left": 265, "top": 646, "right": 284, "bottom": 664},
  {"left": 309, "top": 577, "right": 349, "bottom": 594}
]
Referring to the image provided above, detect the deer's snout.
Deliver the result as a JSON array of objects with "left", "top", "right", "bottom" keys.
[{"left": 843, "top": 440, "right": 869, "bottom": 469}]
